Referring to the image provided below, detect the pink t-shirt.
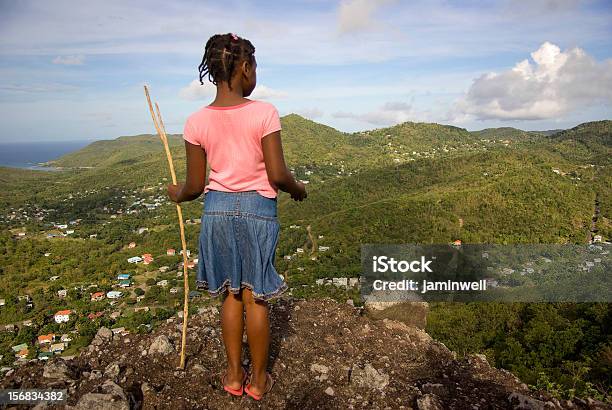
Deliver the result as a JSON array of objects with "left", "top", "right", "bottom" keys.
[{"left": 182, "top": 99, "right": 282, "bottom": 199}]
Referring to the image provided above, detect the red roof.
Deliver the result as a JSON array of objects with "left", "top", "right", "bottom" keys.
[{"left": 55, "top": 309, "right": 71, "bottom": 316}]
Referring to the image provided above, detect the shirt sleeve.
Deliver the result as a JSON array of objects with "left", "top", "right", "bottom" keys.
[
  {"left": 182, "top": 117, "right": 201, "bottom": 146},
  {"left": 261, "top": 104, "right": 282, "bottom": 139}
]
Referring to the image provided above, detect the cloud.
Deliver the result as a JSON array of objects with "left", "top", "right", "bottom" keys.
[
  {"left": 52, "top": 55, "right": 85, "bottom": 65},
  {"left": 178, "top": 80, "right": 216, "bottom": 101},
  {"left": 295, "top": 107, "right": 324, "bottom": 119},
  {"left": 178, "top": 81, "right": 287, "bottom": 101},
  {"left": 449, "top": 41, "right": 612, "bottom": 121},
  {"left": 337, "top": 0, "right": 397, "bottom": 34},
  {"left": 332, "top": 100, "right": 427, "bottom": 126}
]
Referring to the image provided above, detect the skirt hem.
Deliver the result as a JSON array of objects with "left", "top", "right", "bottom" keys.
[{"left": 195, "top": 279, "right": 288, "bottom": 302}]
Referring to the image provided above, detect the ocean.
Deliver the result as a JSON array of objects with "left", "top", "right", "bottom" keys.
[{"left": 0, "top": 140, "right": 94, "bottom": 170}]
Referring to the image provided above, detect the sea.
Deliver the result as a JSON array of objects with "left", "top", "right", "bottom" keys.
[{"left": 0, "top": 140, "right": 94, "bottom": 171}]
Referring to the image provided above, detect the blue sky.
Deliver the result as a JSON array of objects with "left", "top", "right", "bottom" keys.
[{"left": 0, "top": 0, "right": 611, "bottom": 142}]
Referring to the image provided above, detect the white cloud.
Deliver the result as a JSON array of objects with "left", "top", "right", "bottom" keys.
[
  {"left": 178, "top": 80, "right": 216, "bottom": 101},
  {"left": 332, "top": 100, "right": 429, "bottom": 126},
  {"left": 178, "top": 81, "right": 287, "bottom": 101},
  {"left": 450, "top": 41, "right": 612, "bottom": 121},
  {"left": 295, "top": 107, "right": 324, "bottom": 119},
  {"left": 52, "top": 55, "right": 85, "bottom": 65},
  {"left": 337, "top": 0, "right": 397, "bottom": 34}
]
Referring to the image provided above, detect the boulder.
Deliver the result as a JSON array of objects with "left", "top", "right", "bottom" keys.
[
  {"left": 351, "top": 363, "right": 389, "bottom": 391},
  {"left": 91, "top": 327, "right": 113, "bottom": 346},
  {"left": 148, "top": 335, "right": 174, "bottom": 355},
  {"left": 43, "top": 360, "right": 74, "bottom": 380}
]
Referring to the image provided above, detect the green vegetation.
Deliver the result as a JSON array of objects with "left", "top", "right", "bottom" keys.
[{"left": 0, "top": 116, "right": 610, "bottom": 399}]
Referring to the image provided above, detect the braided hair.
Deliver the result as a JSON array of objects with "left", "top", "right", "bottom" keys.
[{"left": 198, "top": 33, "right": 256, "bottom": 90}]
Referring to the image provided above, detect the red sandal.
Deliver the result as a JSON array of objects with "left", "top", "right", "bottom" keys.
[
  {"left": 221, "top": 367, "right": 248, "bottom": 396},
  {"left": 244, "top": 372, "right": 274, "bottom": 401}
]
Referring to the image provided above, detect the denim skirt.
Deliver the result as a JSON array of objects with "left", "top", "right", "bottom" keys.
[{"left": 195, "top": 189, "right": 288, "bottom": 301}]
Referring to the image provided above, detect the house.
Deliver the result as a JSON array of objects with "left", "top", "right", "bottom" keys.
[
  {"left": 21, "top": 319, "right": 33, "bottom": 327},
  {"left": 107, "top": 291, "right": 123, "bottom": 299},
  {"left": 128, "top": 242, "right": 137, "bottom": 248},
  {"left": 11, "top": 343, "right": 28, "bottom": 353},
  {"left": 111, "top": 327, "right": 125, "bottom": 335},
  {"left": 38, "top": 334, "right": 55, "bottom": 344},
  {"left": 128, "top": 256, "right": 142, "bottom": 264},
  {"left": 56, "top": 224, "right": 68, "bottom": 229},
  {"left": 284, "top": 255, "right": 292, "bottom": 260},
  {"left": 137, "top": 227, "right": 148, "bottom": 234},
  {"left": 157, "top": 280, "right": 168, "bottom": 287},
  {"left": 57, "top": 289, "right": 67, "bottom": 298},
  {"left": 54, "top": 310, "right": 71, "bottom": 323},
  {"left": 16, "top": 348, "right": 29, "bottom": 359},
  {"left": 117, "top": 273, "right": 131, "bottom": 280},
  {"left": 38, "top": 351, "right": 53, "bottom": 360},
  {"left": 44, "top": 252, "right": 51, "bottom": 257},
  {"left": 179, "top": 249, "right": 191, "bottom": 257},
  {"left": 142, "top": 253, "right": 154, "bottom": 265},
  {"left": 296, "top": 248, "right": 304, "bottom": 253},
  {"left": 318, "top": 246, "right": 330, "bottom": 252},
  {"left": 134, "top": 306, "right": 149, "bottom": 312},
  {"left": 0, "top": 298, "right": 4, "bottom": 306},
  {"left": 452, "top": 239, "right": 462, "bottom": 246},
  {"left": 170, "top": 287, "right": 179, "bottom": 294},
  {"left": 593, "top": 235, "right": 602, "bottom": 243},
  {"left": 159, "top": 266, "right": 170, "bottom": 273},
  {"left": 88, "top": 311, "right": 104, "bottom": 320},
  {"left": 136, "top": 295, "right": 145, "bottom": 302},
  {"left": 65, "top": 230, "right": 74, "bottom": 235},
  {"left": 167, "top": 249, "right": 176, "bottom": 256},
  {"left": 188, "top": 291, "right": 201, "bottom": 299},
  {"left": 50, "top": 342, "right": 65, "bottom": 353},
  {"left": 91, "top": 291, "right": 105, "bottom": 301},
  {"left": 49, "top": 275, "right": 60, "bottom": 281},
  {"left": 119, "top": 280, "right": 131, "bottom": 288},
  {"left": 89, "top": 234, "right": 97, "bottom": 238}
]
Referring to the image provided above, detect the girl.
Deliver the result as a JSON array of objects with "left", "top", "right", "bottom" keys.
[{"left": 167, "top": 32, "right": 307, "bottom": 401}]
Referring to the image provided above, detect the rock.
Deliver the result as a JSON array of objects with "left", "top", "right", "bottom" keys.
[
  {"left": 43, "top": 360, "right": 74, "bottom": 380},
  {"left": 148, "top": 335, "right": 174, "bottom": 355},
  {"left": 72, "top": 392, "right": 129, "bottom": 410},
  {"left": 193, "top": 364, "right": 206, "bottom": 373},
  {"left": 508, "top": 392, "right": 546, "bottom": 410},
  {"left": 325, "top": 387, "right": 335, "bottom": 396},
  {"left": 91, "top": 327, "right": 113, "bottom": 346},
  {"left": 417, "top": 394, "right": 444, "bottom": 410},
  {"left": 351, "top": 363, "right": 389, "bottom": 391},
  {"left": 421, "top": 383, "right": 447, "bottom": 396},
  {"left": 311, "top": 363, "right": 329, "bottom": 374},
  {"left": 104, "top": 362, "right": 121, "bottom": 379}
]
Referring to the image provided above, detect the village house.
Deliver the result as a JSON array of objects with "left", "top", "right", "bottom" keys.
[
  {"left": 38, "top": 334, "right": 55, "bottom": 344},
  {"left": 107, "top": 291, "right": 123, "bottom": 299},
  {"left": 296, "top": 248, "right": 304, "bottom": 253},
  {"left": 21, "top": 319, "right": 33, "bottom": 327},
  {"left": 127, "top": 256, "right": 143, "bottom": 263},
  {"left": 65, "top": 230, "right": 74, "bottom": 235},
  {"left": 38, "top": 351, "right": 53, "bottom": 361},
  {"left": 167, "top": 248, "right": 176, "bottom": 256},
  {"left": 54, "top": 310, "right": 71, "bottom": 323},
  {"left": 0, "top": 298, "right": 4, "bottom": 307},
  {"left": 88, "top": 311, "right": 104, "bottom": 320},
  {"left": 179, "top": 249, "right": 191, "bottom": 257},
  {"left": 452, "top": 239, "right": 462, "bottom": 246},
  {"left": 91, "top": 291, "right": 105, "bottom": 301},
  {"left": 159, "top": 266, "right": 170, "bottom": 273},
  {"left": 89, "top": 234, "right": 97, "bottom": 238},
  {"left": 318, "top": 246, "right": 330, "bottom": 252},
  {"left": 136, "top": 295, "right": 145, "bottom": 302},
  {"left": 134, "top": 306, "right": 150, "bottom": 312},
  {"left": 119, "top": 280, "right": 131, "bottom": 288},
  {"left": 128, "top": 242, "right": 137, "bottom": 248},
  {"left": 49, "top": 275, "right": 60, "bottom": 281},
  {"left": 170, "top": 287, "right": 179, "bottom": 294},
  {"left": 157, "top": 279, "right": 168, "bottom": 287},
  {"left": 50, "top": 342, "right": 65, "bottom": 353},
  {"left": 57, "top": 289, "right": 67, "bottom": 298},
  {"left": 137, "top": 227, "right": 148, "bottom": 234},
  {"left": 111, "top": 327, "right": 126, "bottom": 335},
  {"left": 117, "top": 273, "right": 131, "bottom": 280},
  {"left": 142, "top": 253, "right": 154, "bottom": 265},
  {"left": 16, "top": 348, "right": 29, "bottom": 359}
]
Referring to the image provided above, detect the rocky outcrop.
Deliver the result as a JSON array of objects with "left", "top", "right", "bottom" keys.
[{"left": 1, "top": 298, "right": 609, "bottom": 409}]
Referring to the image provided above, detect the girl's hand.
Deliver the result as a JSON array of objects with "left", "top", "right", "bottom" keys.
[
  {"left": 167, "top": 183, "right": 183, "bottom": 203},
  {"left": 291, "top": 181, "right": 307, "bottom": 201}
]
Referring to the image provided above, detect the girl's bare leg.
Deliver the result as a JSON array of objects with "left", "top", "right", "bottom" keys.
[
  {"left": 243, "top": 288, "right": 270, "bottom": 395},
  {"left": 221, "top": 290, "right": 245, "bottom": 389}
]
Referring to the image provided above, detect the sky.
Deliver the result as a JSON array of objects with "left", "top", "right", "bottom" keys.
[{"left": 0, "top": 0, "right": 611, "bottom": 142}]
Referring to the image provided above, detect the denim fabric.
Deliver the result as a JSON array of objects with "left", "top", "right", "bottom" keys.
[{"left": 196, "top": 189, "right": 288, "bottom": 301}]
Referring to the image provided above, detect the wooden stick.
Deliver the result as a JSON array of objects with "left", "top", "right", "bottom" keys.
[{"left": 144, "top": 85, "right": 190, "bottom": 369}]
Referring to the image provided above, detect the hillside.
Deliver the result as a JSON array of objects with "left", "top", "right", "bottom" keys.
[
  {"left": 3, "top": 297, "right": 607, "bottom": 409},
  {"left": 0, "top": 117, "right": 610, "bottom": 403}
]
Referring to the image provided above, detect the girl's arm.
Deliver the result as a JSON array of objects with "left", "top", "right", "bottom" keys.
[
  {"left": 167, "top": 141, "right": 207, "bottom": 203},
  {"left": 262, "top": 131, "right": 307, "bottom": 201}
]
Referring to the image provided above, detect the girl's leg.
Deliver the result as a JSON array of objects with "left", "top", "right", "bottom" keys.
[
  {"left": 243, "top": 288, "right": 270, "bottom": 395},
  {"left": 221, "top": 290, "right": 245, "bottom": 389}
]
